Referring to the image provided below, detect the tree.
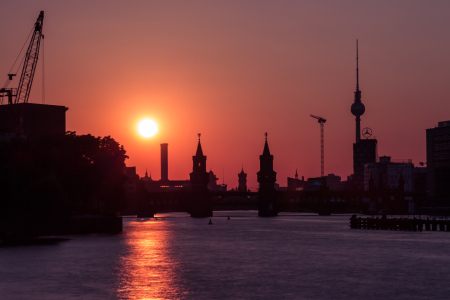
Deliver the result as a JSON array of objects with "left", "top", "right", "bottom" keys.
[{"left": 0, "top": 132, "right": 129, "bottom": 239}]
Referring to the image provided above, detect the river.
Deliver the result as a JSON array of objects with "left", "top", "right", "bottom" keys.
[{"left": 1, "top": 211, "right": 449, "bottom": 299}]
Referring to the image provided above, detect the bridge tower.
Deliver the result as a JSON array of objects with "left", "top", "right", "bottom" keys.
[
  {"left": 189, "top": 134, "right": 211, "bottom": 217},
  {"left": 238, "top": 166, "right": 247, "bottom": 192},
  {"left": 257, "top": 133, "right": 278, "bottom": 216}
]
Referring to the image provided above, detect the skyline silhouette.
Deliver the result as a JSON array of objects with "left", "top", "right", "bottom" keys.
[{"left": 1, "top": 1, "right": 450, "bottom": 189}]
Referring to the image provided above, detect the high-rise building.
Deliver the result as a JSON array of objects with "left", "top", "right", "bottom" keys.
[
  {"left": 353, "top": 139, "right": 377, "bottom": 191},
  {"left": 426, "top": 121, "right": 450, "bottom": 202}
]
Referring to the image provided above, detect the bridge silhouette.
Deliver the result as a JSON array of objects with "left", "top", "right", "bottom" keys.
[
  {"left": 134, "top": 189, "right": 358, "bottom": 218},
  {"left": 131, "top": 134, "right": 420, "bottom": 218}
]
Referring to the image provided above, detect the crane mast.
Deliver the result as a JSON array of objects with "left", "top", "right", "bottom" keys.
[
  {"left": 15, "top": 11, "right": 44, "bottom": 105},
  {"left": 1, "top": 11, "right": 44, "bottom": 105},
  {"left": 310, "top": 114, "right": 327, "bottom": 177}
]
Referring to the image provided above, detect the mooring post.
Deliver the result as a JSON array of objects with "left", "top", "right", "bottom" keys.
[{"left": 425, "top": 219, "right": 430, "bottom": 231}]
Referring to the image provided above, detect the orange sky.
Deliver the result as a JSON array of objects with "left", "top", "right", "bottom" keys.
[{"left": 2, "top": 1, "right": 450, "bottom": 189}]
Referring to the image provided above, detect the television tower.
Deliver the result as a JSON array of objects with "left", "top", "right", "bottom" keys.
[{"left": 350, "top": 40, "right": 365, "bottom": 143}]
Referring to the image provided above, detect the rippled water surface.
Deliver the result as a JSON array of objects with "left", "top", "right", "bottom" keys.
[{"left": 1, "top": 211, "right": 450, "bottom": 299}]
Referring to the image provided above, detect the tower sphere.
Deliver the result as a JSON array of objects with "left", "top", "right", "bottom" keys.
[{"left": 351, "top": 102, "right": 365, "bottom": 117}]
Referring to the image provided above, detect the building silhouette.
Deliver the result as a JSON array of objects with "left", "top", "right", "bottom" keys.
[
  {"left": 426, "top": 121, "right": 450, "bottom": 203},
  {"left": 414, "top": 166, "right": 427, "bottom": 193},
  {"left": 287, "top": 169, "right": 305, "bottom": 191},
  {"left": 142, "top": 169, "right": 152, "bottom": 182},
  {"left": 353, "top": 139, "right": 377, "bottom": 191},
  {"left": 364, "top": 156, "right": 415, "bottom": 192},
  {"left": 0, "top": 103, "right": 68, "bottom": 140},
  {"left": 238, "top": 166, "right": 248, "bottom": 192},
  {"left": 208, "top": 170, "right": 227, "bottom": 191},
  {"left": 124, "top": 166, "right": 139, "bottom": 193}
]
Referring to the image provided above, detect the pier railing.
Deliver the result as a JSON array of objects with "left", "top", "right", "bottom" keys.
[{"left": 349, "top": 215, "right": 450, "bottom": 232}]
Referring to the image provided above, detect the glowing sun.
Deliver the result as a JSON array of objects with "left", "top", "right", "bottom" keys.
[{"left": 138, "top": 119, "right": 158, "bottom": 138}]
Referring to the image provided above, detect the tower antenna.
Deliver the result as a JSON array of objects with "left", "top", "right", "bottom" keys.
[{"left": 356, "top": 39, "right": 359, "bottom": 91}]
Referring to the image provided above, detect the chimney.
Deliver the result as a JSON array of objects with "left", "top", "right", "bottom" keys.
[{"left": 161, "top": 143, "right": 168, "bottom": 181}]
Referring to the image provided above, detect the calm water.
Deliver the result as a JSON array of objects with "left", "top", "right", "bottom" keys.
[{"left": 1, "top": 211, "right": 450, "bottom": 299}]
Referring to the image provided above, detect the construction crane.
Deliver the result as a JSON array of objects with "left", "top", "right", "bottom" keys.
[
  {"left": 310, "top": 114, "right": 326, "bottom": 177},
  {"left": 1, "top": 11, "right": 44, "bottom": 105}
]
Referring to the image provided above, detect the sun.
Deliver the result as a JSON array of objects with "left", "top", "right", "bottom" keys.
[{"left": 138, "top": 119, "right": 158, "bottom": 138}]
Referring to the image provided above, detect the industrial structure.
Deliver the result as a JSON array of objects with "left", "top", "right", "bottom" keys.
[
  {"left": 160, "top": 143, "right": 169, "bottom": 182},
  {"left": 310, "top": 114, "right": 326, "bottom": 177},
  {"left": 143, "top": 143, "right": 190, "bottom": 191},
  {"left": 0, "top": 11, "right": 68, "bottom": 140}
]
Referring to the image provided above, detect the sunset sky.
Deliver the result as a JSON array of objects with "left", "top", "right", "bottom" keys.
[{"left": 1, "top": 1, "right": 450, "bottom": 189}]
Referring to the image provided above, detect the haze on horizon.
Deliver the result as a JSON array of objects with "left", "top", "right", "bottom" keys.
[{"left": 1, "top": 0, "right": 450, "bottom": 189}]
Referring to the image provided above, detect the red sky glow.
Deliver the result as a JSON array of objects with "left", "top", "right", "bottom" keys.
[{"left": 2, "top": 1, "right": 450, "bottom": 189}]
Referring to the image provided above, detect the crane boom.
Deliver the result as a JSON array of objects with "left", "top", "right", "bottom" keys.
[
  {"left": 310, "top": 114, "right": 326, "bottom": 123},
  {"left": 15, "top": 11, "right": 44, "bottom": 105},
  {"left": 310, "top": 114, "right": 327, "bottom": 177}
]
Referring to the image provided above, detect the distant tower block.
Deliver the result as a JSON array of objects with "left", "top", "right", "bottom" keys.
[
  {"left": 238, "top": 166, "right": 247, "bottom": 192},
  {"left": 161, "top": 143, "right": 168, "bottom": 181},
  {"left": 351, "top": 40, "right": 365, "bottom": 143}
]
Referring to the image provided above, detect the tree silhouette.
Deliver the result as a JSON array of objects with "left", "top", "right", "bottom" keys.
[{"left": 0, "top": 132, "right": 128, "bottom": 239}]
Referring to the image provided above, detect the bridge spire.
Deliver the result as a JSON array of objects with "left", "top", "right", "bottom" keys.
[
  {"left": 257, "top": 134, "right": 278, "bottom": 217},
  {"left": 196, "top": 133, "right": 204, "bottom": 156},
  {"left": 263, "top": 133, "right": 271, "bottom": 156},
  {"left": 189, "top": 134, "right": 211, "bottom": 217}
]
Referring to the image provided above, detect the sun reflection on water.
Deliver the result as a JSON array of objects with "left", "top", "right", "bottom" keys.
[{"left": 116, "top": 219, "right": 186, "bottom": 299}]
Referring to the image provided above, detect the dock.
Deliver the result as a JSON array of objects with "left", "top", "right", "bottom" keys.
[{"left": 349, "top": 215, "right": 450, "bottom": 232}]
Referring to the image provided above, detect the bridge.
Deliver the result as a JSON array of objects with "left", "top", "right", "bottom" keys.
[
  {"left": 131, "top": 187, "right": 424, "bottom": 218},
  {"left": 134, "top": 189, "right": 355, "bottom": 218},
  {"left": 129, "top": 134, "right": 424, "bottom": 218}
]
